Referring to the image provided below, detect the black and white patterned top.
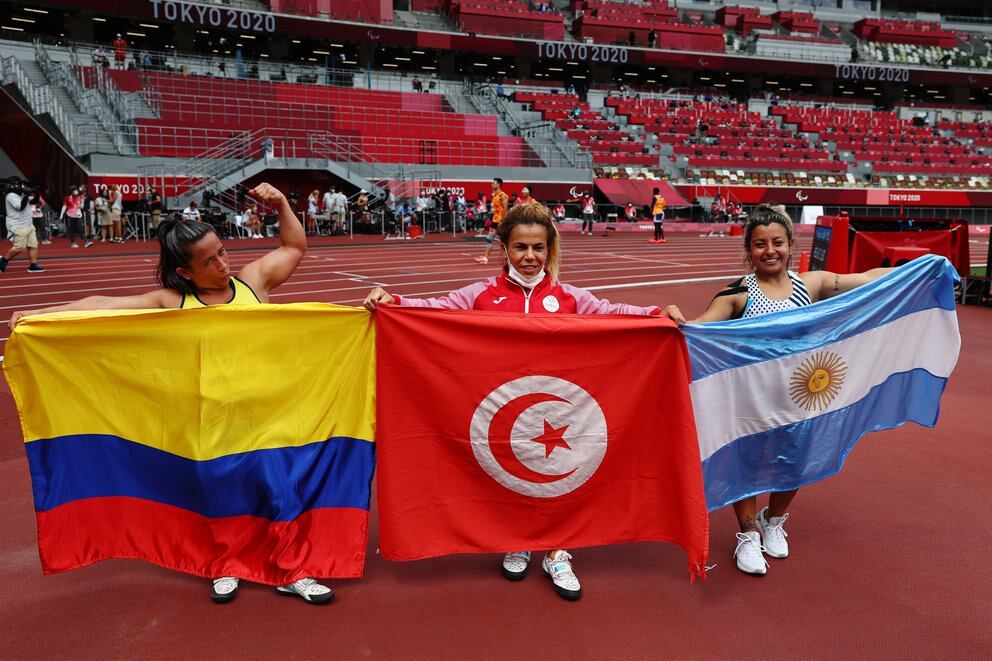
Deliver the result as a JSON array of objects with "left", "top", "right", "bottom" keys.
[{"left": 740, "top": 271, "right": 812, "bottom": 318}]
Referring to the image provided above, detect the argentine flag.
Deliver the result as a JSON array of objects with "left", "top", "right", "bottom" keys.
[{"left": 682, "top": 255, "right": 960, "bottom": 511}]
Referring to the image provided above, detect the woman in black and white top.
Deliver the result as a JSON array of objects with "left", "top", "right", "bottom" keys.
[{"left": 666, "top": 204, "right": 894, "bottom": 577}]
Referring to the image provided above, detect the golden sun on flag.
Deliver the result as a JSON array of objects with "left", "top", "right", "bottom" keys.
[{"left": 789, "top": 351, "right": 847, "bottom": 412}]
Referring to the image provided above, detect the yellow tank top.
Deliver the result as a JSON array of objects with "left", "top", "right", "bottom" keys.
[
  {"left": 652, "top": 195, "right": 666, "bottom": 215},
  {"left": 180, "top": 276, "right": 261, "bottom": 309}
]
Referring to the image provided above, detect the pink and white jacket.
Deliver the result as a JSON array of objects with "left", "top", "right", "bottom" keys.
[{"left": 395, "top": 272, "right": 662, "bottom": 315}]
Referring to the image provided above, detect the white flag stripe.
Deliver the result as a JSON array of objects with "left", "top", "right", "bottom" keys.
[{"left": 691, "top": 307, "right": 960, "bottom": 462}]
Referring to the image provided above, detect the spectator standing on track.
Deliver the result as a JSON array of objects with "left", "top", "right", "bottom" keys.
[
  {"left": 95, "top": 190, "right": 113, "bottom": 243},
  {"left": 60, "top": 186, "right": 91, "bottom": 248},
  {"left": 306, "top": 189, "right": 320, "bottom": 235},
  {"left": 31, "top": 191, "right": 51, "bottom": 245},
  {"left": 110, "top": 184, "right": 124, "bottom": 244},
  {"left": 363, "top": 204, "right": 685, "bottom": 601},
  {"left": 475, "top": 178, "right": 508, "bottom": 264},
  {"left": 113, "top": 34, "right": 127, "bottom": 69},
  {"left": 579, "top": 193, "right": 596, "bottom": 235},
  {"left": 182, "top": 200, "right": 201, "bottom": 222},
  {"left": 322, "top": 186, "right": 335, "bottom": 228},
  {"left": 668, "top": 204, "right": 894, "bottom": 577},
  {"left": 650, "top": 188, "right": 666, "bottom": 244},
  {"left": 1, "top": 182, "right": 45, "bottom": 273},
  {"left": 147, "top": 188, "right": 163, "bottom": 237}
]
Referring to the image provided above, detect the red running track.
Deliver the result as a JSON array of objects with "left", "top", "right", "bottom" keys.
[{"left": 0, "top": 233, "right": 989, "bottom": 657}]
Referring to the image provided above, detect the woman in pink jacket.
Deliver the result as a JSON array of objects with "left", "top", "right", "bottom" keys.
[{"left": 364, "top": 203, "right": 683, "bottom": 601}]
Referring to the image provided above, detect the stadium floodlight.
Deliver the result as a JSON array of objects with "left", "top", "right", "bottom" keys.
[
  {"left": 23, "top": 7, "right": 49, "bottom": 13},
  {"left": 93, "top": 16, "right": 106, "bottom": 21},
  {"left": 548, "top": 67, "right": 563, "bottom": 72},
  {"left": 12, "top": 17, "right": 35, "bottom": 23},
  {"left": 2, "top": 25, "right": 24, "bottom": 31},
  {"left": 139, "top": 23, "right": 159, "bottom": 29},
  {"left": 314, "top": 50, "right": 331, "bottom": 55},
  {"left": 395, "top": 56, "right": 411, "bottom": 61}
]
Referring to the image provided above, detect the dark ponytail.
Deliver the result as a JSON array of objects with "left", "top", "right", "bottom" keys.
[{"left": 155, "top": 216, "right": 217, "bottom": 295}]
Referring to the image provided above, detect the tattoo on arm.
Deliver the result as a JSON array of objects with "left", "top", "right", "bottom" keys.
[{"left": 833, "top": 274, "right": 840, "bottom": 293}]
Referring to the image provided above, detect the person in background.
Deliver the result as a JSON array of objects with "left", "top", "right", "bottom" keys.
[
  {"left": 31, "top": 190, "right": 51, "bottom": 246},
  {"left": 648, "top": 29, "right": 657, "bottom": 48},
  {"left": 552, "top": 201, "right": 566, "bottom": 222},
  {"left": 624, "top": 202, "right": 637, "bottom": 221},
  {"left": 244, "top": 203, "right": 263, "bottom": 239},
  {"left": 475, "top": 178, "right": 508, "bottom": 264},
  {"left": 579, "top": 193, "right": 596, "bottom": 235},
  {"left": 60, "top": 186, "right": 91, "bottom": 249},
  {"left": 148, "top": 188, "right": 163, "bottom": 238},
  {"left": 1, "top": 182, "right": 45, "bottom": 273},
  {"left": 650, "top": 187, "right": 666, "bottom": 244},
  {"left": 113, "top": 34, "right": 127, "bottom": 69},
  {"left": 109, "top": 184, "right": 124, "bottom": 244},
  {"left": 183, "top": 200, "right": 201, "bottom": 222},
  {"left": 306, "top": 189, "right": 320, "bottom": 235},
  {"left": 95, "top": 190, "right": 113, "bottom": 243}
]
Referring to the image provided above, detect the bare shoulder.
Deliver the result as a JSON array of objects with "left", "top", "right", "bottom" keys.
[{"left": 150, "top": 288, "right": 183, "bottom": 308}]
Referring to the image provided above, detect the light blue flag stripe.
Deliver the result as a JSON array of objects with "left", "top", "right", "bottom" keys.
[
  {"left": 700, "top": 368, "right": 948, "bottom": 511},
  {"left": 682, "top": 254, "right": 960, "bottom": 381}
]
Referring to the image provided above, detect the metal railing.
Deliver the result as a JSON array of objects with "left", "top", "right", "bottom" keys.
[
  {"left": 32, "top": 41, "right": 134, "bottom": 154},
  {"left": 467, "top": 82, "right": 592, "bottom": 168},
  {"left": 0, "top": 54, "right": 78, "bottom": 153}
]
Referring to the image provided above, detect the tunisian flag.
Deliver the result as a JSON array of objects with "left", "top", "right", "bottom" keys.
[{"left": 376, "top": 306, "right": 709, "bottom": 579}]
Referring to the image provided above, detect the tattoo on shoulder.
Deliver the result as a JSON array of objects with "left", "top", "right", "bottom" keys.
[{"left": 833, "top": 274, "right": 840, "bottom": 293}]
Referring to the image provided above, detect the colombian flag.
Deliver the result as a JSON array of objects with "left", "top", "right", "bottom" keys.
[{"left": 3, "top": 304, "right": 375, "bottom": 585}]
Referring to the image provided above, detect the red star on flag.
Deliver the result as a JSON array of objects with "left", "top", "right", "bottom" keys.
[{"left": 530, "top": 420, "right": 571, "bottom": 458}]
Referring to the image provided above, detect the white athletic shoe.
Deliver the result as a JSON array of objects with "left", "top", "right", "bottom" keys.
[
  {"left": 542, "top": 550, "right": 581, "bottom": 600},
  {"left": 501, "top": 551, "right": 531, "bottom": 581},
  {"left": 734, "top": 531, "right": 768, "bottom": 575},
  {"left": 210, "top": 576, "right": 239, "bottom": 603},
  {"left": 757, "top": 507, "right": 790, "bottom": 559},
  {"left": 276, "top": 577, "right": 334, "bottom": 604}
]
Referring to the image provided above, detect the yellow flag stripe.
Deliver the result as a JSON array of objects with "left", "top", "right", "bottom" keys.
[{"left": 3, "top": 303, "right": 375, "bottom": 460}]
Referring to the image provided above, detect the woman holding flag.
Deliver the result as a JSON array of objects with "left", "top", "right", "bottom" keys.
[
  {"left": 9, "top": 183, "right": 334, "bottom": 604},
  {"left": 669, "top": 203, "right": 893, "bottom": 576},
  {"left": 364, "top": 203, "right": 684, "bottom": 600}
]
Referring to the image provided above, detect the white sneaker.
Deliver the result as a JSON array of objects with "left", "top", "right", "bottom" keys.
[
  {"left": 501, "top": 551, "right": 531, "bottom": 581},
  {"left": 734, "top": 532, "right": 768, "bottom": 575},
  {"left": 541, "top": 550, "right": 581, "bottom": 600},
  {"left": 757, "top": 507, "right": 790, "bottom": 558},
  {"left": 84, "top": 241, "right": 93, "bottom": 248},
  {"left": 210, "top": 576, "right": 239, "bottom": 603},
  {"left": 276, "top": 577, "right": 334, "bottom": 604},
  {"left": 70, "top": 243, "right": 79, "bottom": 248}
]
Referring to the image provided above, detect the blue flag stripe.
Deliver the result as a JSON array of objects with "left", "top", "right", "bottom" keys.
[
  {"left": 701, "top": 368, "right": 947, "bottom": 511},
  {"left": 26, "top": 434, "right": 376, "bottom": 520},
  {"left": 683, "top": 255, "right": 959, "bottom": 381}
]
